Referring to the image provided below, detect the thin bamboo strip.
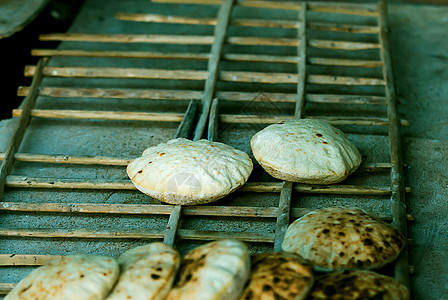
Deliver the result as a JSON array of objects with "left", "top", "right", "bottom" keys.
[
  {"left": 151, "top": 0, "right": 378, "bottom": 15},
  {"left": 378, "top": 0, "right": 410, "bottom": 288},
  {"left": 117, "top": 12, "right": 380, "bottom": 33},
  {"left": 0, "top": 58, "right": 47, "bottom": 199},
  {"left": 308, "top": 57, "right": 382, "bottom": 67},
  {"left": 12, "top": 109, "right": 185, "bottom": 122},
  {"left": 25, "top": 66, "right": 386, "bottom": 86},
  {"left": 308, "top": 22, "right": 379, "bottom": 33},
  {"left": 309, "top": 39, "right": 380, "bottom": 50},
  {"left": 295, "top": 3, "right": 307, "bottom": 118},
  {"left": 0, "top": 254, "right": 62, "bottom": 266},
  {"left": 32, "top": 49, "right": 210, "bottom": 60},
  {"left": 4, "top": 175, "right": 411, "bottom": 195},
  {"left": 17, "top": 86, "right": 203, "bottom": 100},
  {"left": 274, "top": 181, "right": 292, "bottom": 251},
  {"left": 0, "top": 154, "right": 396, "bottom": 172},
  {"left": 163, "top": 205, "right": 182, "bottom": 246},
  {"left": 220, "top": 115, "right": 409, "bottom": 126},
  {"left": 0, "top": 228, "right": 275, "bottom": 243},
  {"left": 116, "top": 13, "right": 299, "bottom": 29},
  {"left": 38, "top": 33, "right": 380, "bottom": 49},
  {"left": 208, "top": 98, "right": 219, "bottom": 141},
  {"left": 0, "top": 201, "right": 416, "bottom": 222},
  {"left": 17, "top": 86, "right": 387, "bottom": 106},
  {"left": 193, "top": 0, "right": 234, "bottom": 140}
]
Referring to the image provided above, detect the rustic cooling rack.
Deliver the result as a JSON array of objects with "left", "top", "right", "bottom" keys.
[{"left": 0, "top": 0, "right": 412, "bottom": 295}]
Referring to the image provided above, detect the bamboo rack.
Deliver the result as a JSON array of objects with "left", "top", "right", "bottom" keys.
[{"left": 0, "top": 0, "right": 411, "bottom": 295}]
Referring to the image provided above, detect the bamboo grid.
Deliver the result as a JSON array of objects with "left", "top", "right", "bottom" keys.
[{"left": 0, "top": 0, "right": 411, "bottom": 295}]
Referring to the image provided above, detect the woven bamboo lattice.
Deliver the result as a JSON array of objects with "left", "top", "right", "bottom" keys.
[{"left": 0, "top": 0, "right": 411, "bottom": 295}]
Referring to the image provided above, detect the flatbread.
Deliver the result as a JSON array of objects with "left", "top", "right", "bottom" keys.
[
  {"left": 107, "top": 243, "right": 180, "bottom": 300},
  {"left": 250, "top": 119, "right": 361, "bottom": 184},
  {"left": 309, "top": 270, "right": 410, "bottom": 300},
  {"left": 127, "top": 138, "right": 253, "bottom": 205},
  {"left": 167, "top": 239, "right": 251, "bottom": 300},
  {"left": 6, "top": 254, "right": 119, "bottom": 300},
  {"left": 282, "top": 207, "right": 406, "bottom": 272},
  {"left": 240, "top": 252, "right": 314, "bottom": 300}
]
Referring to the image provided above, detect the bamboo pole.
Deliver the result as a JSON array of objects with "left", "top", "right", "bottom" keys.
[
  {"left": 378, "top": 0, "right": 410, "bottom": 289},
  {"left": 274, "top": 181, "right": 292, "bottom": 251},
  {"left": 4, "top": 175, "right": 411, "bottom": 195},
  {"left": 12, "top": 109, "right": 184, "bottom": 122},
  {"left": 193, "top": 0, "right": 234, "bottom": 140},
  {"left": 24, "top": 66, "right": 386, "bottom": 86},
  {"left": 0, "top": 58, "right": 47, "bottom": 199},
  {"left": 17, "top": 86, "right": 387, "bottom": 105},
  {"left": 0, "top": 201, "right": 415, "bottom": 221}
]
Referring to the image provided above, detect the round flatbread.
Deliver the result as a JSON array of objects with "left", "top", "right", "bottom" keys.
[
  {"left": 127, "top": 138, "right": 253, "bottom": 205},
  {"left": 240, "top": 252, "right": 314, "bottom": 300},
  {"left": 6, "top": 254, "right": 119, "bottom": 300},
  {"left": 282, "top": 207, "right": 406, "bottom": 272},
  {"left": 107, "top": 243, "right": 180, "bottom": 300},
  {"left": 167, "top": 239, "right": 251, "bottom": 300},
  {"left": 309, "top": 270, "right": 410, "bottom": 300},
  {"left": 250, "top": 119, "right": 361, "bottom": 184}
]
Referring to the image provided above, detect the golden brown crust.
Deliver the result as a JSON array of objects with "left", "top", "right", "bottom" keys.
[
  {"left": 282, "top": 207, "right": 406, "bottom": 272},
  {"left": 308, "top": 270, "right": 410, "bottom": 300},
  {"left": 240, "top": 252, "right": 314, "bottom": 300}
]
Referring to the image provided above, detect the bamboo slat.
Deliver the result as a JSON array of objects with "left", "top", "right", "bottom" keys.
[
  {"left": 0, "top": 254, "right": 62, "bottom": 266},
  {"left": 24, "top": 66, "right": 386, "bottom": 86},
  {"left": 274, "top": 181, "right": 292, "bottom": 251},
  {"left": 18, "top": 86, "right": 387, "bottom": 106},
  {"left": 174, "top": 100, "right": 198, "bottom": 139},
  {"left": 207, "top": 98, "right": 219, "bottom": 141},
  {"left": 4, "top": 175, "right": 411, "bottom": 195},
  {"left": 0, "top": 202, "right": 413, "bottom": 221},
  {"left": 378, "top": 0, "right": 410, "bottom": 288},
  {"left": 163, "top": 205, "right": 182, "bottom": 246},
  {"left": 0, "top": 283, "right": 15, "bottom": 295},
  {"left": 308, "top": 57, "right": 382, "bottom": 67},
  {"left": 193, "top": 0, "right": 234, "bottom": 140},
  {"left": 13, "top": 109, "right": 184, "bottom": 122},
  {"left": 309, "top": 39, "right": 380, "bottom": 50},
  {"left": 0, "top": 58, "right": 47, "bottom": 199},
  {"left": 308, "top": 22, "right": 379, "bottom": 34}
]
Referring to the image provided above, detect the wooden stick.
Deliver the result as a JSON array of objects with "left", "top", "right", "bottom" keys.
[
  {"left": 163, "top": 205, "right": 182, "bottom": 246},
  {"left": 0, "top": 227, "right": 275, "bottom": 243},
  {"left": 0, "top": 202, "right": 414, "bottom": 221},
  {"left": 308, "top": 22, "right": 379, "bottom": 33},
  {"left": 4, "top": 175, "right": 411, "bottom": 195},
  {"left": 38, "top": 33, "right": 380, "bottom": 50},
  {"left": 274, "top": 181, "right": 292, "bottom": 251},
  {"left": 193, "top": 0, "right": 234, "bottom": 140},
  {"left": 152, "top": 0, "right": 302, "bottom": 10},
  {"left": 18, "top": 86, "right": 387, "bottom": 106},
  {"left": 0, "top": 283, "right": 15, "bottom": 295},
  {"left": 12, "top": 109, "right": 184, "bottom": 122},
  {"left": 378, "top": 0, "right": 410, "bottom": 288},
  {"left": 207, "top": 98, "right": 219, "bottom": 141},
  {"left": 0, "top": 254, "right": 62, "bottom": 266},
  {"left": 295, "top": 3, "right": 307, "bottom": 118},
  {"left": 0, "top": 154, "right": 396, "bottom": 172},
  {"left": 0, "top": 58, "right": 47, "bottom": 199},
  {"left": 174, "top": 99, "right": 198, "bottom": 139},
  {"left": 220, "top": 115, "right": 409, "bottom": 126},
  {"left": 308, "top": 57, "right": 382, "bottom": 68}
]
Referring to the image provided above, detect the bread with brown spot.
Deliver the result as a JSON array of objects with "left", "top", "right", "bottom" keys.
[
  {"left": 107, "top": 243, "right": 180, "bottom": 300},
  {"left": 308, "top": 270, "right": 410, "bottom": 300},
  {"left": 5, "top": 254, "right": 119, "bottom": 300},
  {"left": 239, "top": 252, "right": 314, "bottom": 300},
  {"left": 250, "top": 119, "right": 361, "bottom": 184},
  {"left": 127, "top": 138, "right": 253, "bottom": 205},
  {"left": 282, "top": 207, "right": 406, "bottom": 272},
  {"left": 167, "top": 239, "right": 250, "bottom": 300}
]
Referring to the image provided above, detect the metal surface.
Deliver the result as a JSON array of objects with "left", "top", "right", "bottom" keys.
[{"left": 0, "top": 0, "right": 410, "bottom": 295}]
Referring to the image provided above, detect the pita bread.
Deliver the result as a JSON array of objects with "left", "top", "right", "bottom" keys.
[
  {"left": 107, "top": 243, "right": 180, "bottom": 300},
  {"left": 6, "top": 254, "right": 119, "bottom": 300},
  {"left": 309, "top": 270, "right": 410, "bottom": 300},
  {"left": 240, "top": 252, "right": 314, "bottom": 300},
  {"left": 250, "top": 119, "right": 361, "bottom": 184},
  {"left": 127, "top": 138, "right": 253, "bottom": 205},
  {"left": 282, "top": 207, "right": 406, "bottom": 272},
  {"left": 167, "top": 239, "right": 250, "bottom": 300}
]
